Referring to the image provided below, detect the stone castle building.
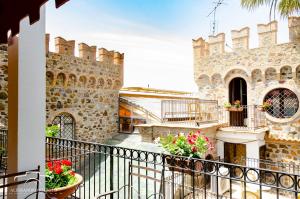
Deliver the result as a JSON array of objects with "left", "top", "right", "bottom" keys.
[
  {"left": 0, "top": 34, "right": 124, "bottom": 142},
  {"left": 193, "top": 16, "right": 300, "bottom": 164}
]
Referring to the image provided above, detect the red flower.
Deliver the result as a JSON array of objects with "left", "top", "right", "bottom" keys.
[
  {"left": 192, "top": 146, "right": 198, "bottom": 153},
  {"left": 47, "top": 162, "right": 53, "bottom": 170},
  {"left": 54, "top": 165, "right": 63, "bottom": 175},
  {"left": 61, "top": 160, "right": 72, "bottom": 166},
  {"left": 69, "top": 171, "right": 75, "bottom": 176},
  {"left": 188, "top": 137, "right": 195, "bottom": 145}
]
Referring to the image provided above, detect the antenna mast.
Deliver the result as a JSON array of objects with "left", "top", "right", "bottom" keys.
[{"left": 207, "top": 0, "right": 225, "bottom": 36}]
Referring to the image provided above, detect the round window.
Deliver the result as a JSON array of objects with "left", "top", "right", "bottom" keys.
[{"left": 264, "top": 88, "right": 299, "bottom": 119}]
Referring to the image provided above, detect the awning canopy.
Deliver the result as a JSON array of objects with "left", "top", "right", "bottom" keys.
[{"left": 0, "top": 0, "right": 69, "bottom": 43}]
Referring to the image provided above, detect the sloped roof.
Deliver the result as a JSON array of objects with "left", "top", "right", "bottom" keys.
[{"left": 0, "top": 0, "right": 69, "bottom": 43}]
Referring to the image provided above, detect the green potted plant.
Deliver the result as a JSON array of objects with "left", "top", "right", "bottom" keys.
[
  {"left": 258, "top": 99, "right": 272, "bottom": 112},
  {"left": 224, "top": 102, "right": 232, "bottom": 110},
  {"left": 46, "top": 125, "right": 60, "bottom": 137},
  {"left": 158, "top": 131, "right": 213, "bottom": 174},
  {"left": 46, "top": 159, "right": 83, "bottom": 199}
]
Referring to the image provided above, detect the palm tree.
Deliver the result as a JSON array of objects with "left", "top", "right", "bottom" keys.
[{"left": 241, "top": 0, "right": 300, "bottom": 18}]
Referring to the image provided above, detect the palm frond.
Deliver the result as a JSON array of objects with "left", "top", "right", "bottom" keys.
[
  {"left": 241, "top": 0, "right": 274, "bottom": 10},
  {"left": 278, "top": 0, "right": 300, "bottom": 17}
]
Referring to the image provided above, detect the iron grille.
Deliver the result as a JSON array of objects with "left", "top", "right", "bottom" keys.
[
  {"left": 52, "top": 113, "right": 75, "bottom": 139},
  {"left": 264, "top": 88, "right": 299, "bottom": 119}
]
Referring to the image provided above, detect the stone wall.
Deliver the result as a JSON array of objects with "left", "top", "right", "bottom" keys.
[
  {"left": 266, "top": 136, "right": 300, "bottom": 164},
  {"left": 193, "top": 17, "right": 300, "bottom": 140},
  {"left": 0, "top": 35, "right": 124, "bottom": 143},
  {"left": 0, "top": 44, "right": 7, "bottom": 128}
]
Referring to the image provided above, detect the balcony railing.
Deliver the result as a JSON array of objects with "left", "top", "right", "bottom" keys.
[
  {"left": 46, "top": 137, "right": 300, "bottom": 199},
  {"left": 161, "top": 99, "right": 219, "bottom": 126},
  {"left": 219, "top": 105, "right": 267, "bottom": 130}
]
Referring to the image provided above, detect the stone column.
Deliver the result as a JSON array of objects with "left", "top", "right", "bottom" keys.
[
  {"left": 8, "top": 5, "right": 46, "bottom": 198},
  {"left": 217, "top": 140, "right": 224, "bottom": 159}
]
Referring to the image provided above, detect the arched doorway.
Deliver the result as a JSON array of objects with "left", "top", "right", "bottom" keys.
[
  {"left": 52, "top": 113, "right": 75, "bottom": 139},
  {"left": 229, "top": 77, "right": 247, "bottom": 126}
]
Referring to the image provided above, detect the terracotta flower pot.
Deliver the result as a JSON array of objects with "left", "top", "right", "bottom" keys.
[
  {"left": 166, "top": 157, "right": 203, "bottom": 175},
  {"left": 228, "top": 107, "right": 243, "bottom": 112},
  {"left": 46, "top": 174, "right": 83, "bottom": 199}
]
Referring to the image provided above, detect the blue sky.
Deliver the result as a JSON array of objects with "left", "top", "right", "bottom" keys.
[{"left": 46, "top": 0, "right": 289, "bottom": 91}]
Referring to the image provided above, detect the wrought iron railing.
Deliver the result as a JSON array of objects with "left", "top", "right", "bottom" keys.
[
  {"left": 219, "top": 105, "right": 267, "bottom": 130},
  {"left": 46, "top": 137, "right": 300, "bottom": 199}
]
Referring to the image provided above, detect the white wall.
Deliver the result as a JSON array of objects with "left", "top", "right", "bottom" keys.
[{"left": 8, "top": 5, "right": 46, "bottom": 198}]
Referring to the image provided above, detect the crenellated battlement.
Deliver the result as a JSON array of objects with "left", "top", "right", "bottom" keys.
[
  {"left": 78, "top": 43, "right": 96, "bottom": 61},
  {"left": 289, "top": 16, "right": 300, "bottom": 42},
  {"left": 208, "top": 33, "right": 225, "bottom": 55},
  {"left": 257, "top": 21, "right": 278, "bottom": 47},
  {"left": 46, "top": 34, "right": 124, "bottom": 66},
  {"left": 231, "top": 27, "right": 249, "bottom": 50},
  {"left": 193, "top": 16, "right": 300, "bottom": 59},
  {"left": 55, "top": 36, "right": 75, "bottom": 55}
]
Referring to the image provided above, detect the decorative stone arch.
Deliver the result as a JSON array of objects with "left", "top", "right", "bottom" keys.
[
  {"left": 67, "top": 74, "right": 77, "bottom": 87},
  {"left": 106, "top": 78, "right": 112, "bottom": 89},
  {"left": 78, "top": 75, "right": 87, "bottom": 87},
  {"left": 265, "top": 67, "right": 277, "bottom": 83},
  {"left": 46, "top": 71, "right": 54, "bottom": 86},
  {"left": 113, "top": 79, "right": 121, "bottom": 89},
  {"left": 251, "top": 69, "right": 263, "bottom": 83},
  {"left": 51, "top": 112, "right": 76, "bottom": 139},
  {"left": 211, "top": 73, "right": 222, "bottom": 88},
  {"left": 224, "top": 68, "right": 250, "bottom": 86},
  {"left": 97, "top": 77, "right": 105, "bottom": 89},
  {"left": 88, "top": 76, "right": 96, "bottom": 88},
  {"left": 56, "top": 73, "right": 66, "bottom": 87},
  {"left": 296, "top": 65, "right": 300, "bottom": 82},
  {"left": 280, "top": 65, "right": 293, "bottom": 80},
  {"left": 197, "top": 74, "right": 210, "bottom": 88},
  {"left": 222, "top": 66, "right": 251, "bottom": 80}
]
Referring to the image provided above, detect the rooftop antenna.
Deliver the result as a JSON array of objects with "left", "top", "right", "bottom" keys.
[{"left": 207, "top": 0, "right": 225, "bottom": 36}]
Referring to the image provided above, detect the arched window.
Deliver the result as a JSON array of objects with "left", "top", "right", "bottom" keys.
[
  {"left": 211, "top": 73, "right": 222, "bottom": 88},
  {"left": 265, "top": 68, "right": 277, "bottom": 83},
  {"left": 280, "top": 66, "right": 292, "bottom": 80},
  {"left": 264, "top": 88, "right": 299, "bottom": 119},
  {"left": 46, "top": 71, "right": 54, "bottom": 86},
  {"left": 252, "top": 69, "right": 262, "bottom": 83},
  {"left": 52, "top": 113, "right": 75, "bottom": 139},
  {"left": 56, "top": 73, "right": 66, "bottom": 87},
  {"left": 67, "top": 74, "right": 76, "bottom": 87},
  {"left": 79, "top": 76, "right": 87, "bottom": 87},
  {"left": 296, "top": 65, "right": 300, "bottom": 81}
]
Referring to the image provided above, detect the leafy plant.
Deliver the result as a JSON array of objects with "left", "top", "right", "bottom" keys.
[
  {"left": 241, "top": 0, "right": 300, "bottom": 19},
  {"left": 224, "top": 102, "right": 232, "bottom": 108},
  {"left": 233, "top": 100, "right": 241, "bottom": 108},
  {"left": 0, "top": 147, "right": 6, "bottom": 156},
  {"left": 46, "top": 125, "right": 60, "bottom": 137},
  {"left": 159, "top": 131, "right": 213, "bottom": 158},
  {"left": 46, "top": 159, "right": 77, "bottom": 190},
  {"left": 262, "top": 99, "right": 272, "bottom": 109}
]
